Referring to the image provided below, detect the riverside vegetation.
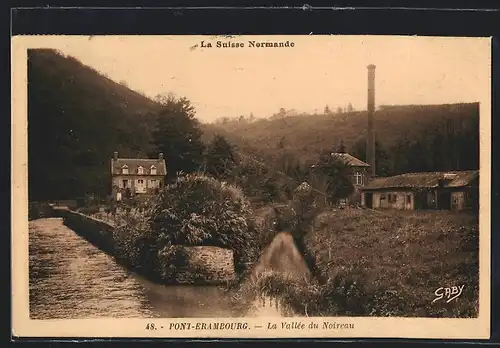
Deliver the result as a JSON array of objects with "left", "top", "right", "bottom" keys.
[
  {"left": 240, "top": 208, "right": 479, "bottom": 318},
  {"left": 109, "top": 172, "right": 479, "bottom": 318}
]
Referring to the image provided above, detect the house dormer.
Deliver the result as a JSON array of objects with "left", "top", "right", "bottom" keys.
[
  {"left": 137, "top": 166, "right": 144, "bottom": 175},
  {"left": 150, "top": 165, "right": 157, "bottom": 175},
  {"left": 121, "top": 164, "right": 129, "bottom": 174}
]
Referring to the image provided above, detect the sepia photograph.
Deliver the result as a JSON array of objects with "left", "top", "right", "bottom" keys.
[{"left": 12, "top": 35, "right": 491, "bottom": 339}]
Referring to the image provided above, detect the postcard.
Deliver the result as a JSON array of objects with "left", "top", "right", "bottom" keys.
[{"left": 11, "top": 34, "right": 491, "bottom": 339}]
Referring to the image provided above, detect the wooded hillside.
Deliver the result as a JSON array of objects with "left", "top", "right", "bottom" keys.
[
  {"left": 28, "top": 49, "right": 161, "bottom": 200},
  {"left": 205, "top": 103, "right": 480, "bottom": 176}
]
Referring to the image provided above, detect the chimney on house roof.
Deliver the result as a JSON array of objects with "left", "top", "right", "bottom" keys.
[
  {"left": 113, "top": 151, "right": 118, "bottom": 160},
  {"left": 159, "top": 153, "right": 164, "bottom": 160},
  {"left": 366, "top": 64, "right": 376, "bottom": 176}
]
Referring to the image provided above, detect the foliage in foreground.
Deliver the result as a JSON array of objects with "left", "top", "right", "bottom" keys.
[
  {"left": 235, "top": 270, "right": 370, "bottom": 317},
  {"left": 112, "top": 173, "right": 262, "bottom": 280},
  {"left": 304, "top": 209, "right": 479, "bottom": 317}
]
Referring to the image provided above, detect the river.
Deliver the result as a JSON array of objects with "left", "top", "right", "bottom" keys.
[{"left": 29, "top": 218, "right": 283, "bottom": 319}]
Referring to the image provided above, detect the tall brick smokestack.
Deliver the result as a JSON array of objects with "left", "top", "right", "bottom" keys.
[{"left": 367, "top": 64, "right": 376, "bottom": 176}]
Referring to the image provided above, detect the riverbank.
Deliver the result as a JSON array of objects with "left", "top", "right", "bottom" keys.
[
  {"left": 29, "top": 218, "right": 269, "bottom": 319},
  {"left": 40, "top": 198, "right": 479, "bottom": 318},
  {"left": 51, "top": 207, "right": 238, "bottom": 286},
  {"left": 233, "top": 208, "right": 479, "bottom": 318}
]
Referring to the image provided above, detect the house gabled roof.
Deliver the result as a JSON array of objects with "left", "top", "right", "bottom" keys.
[
  {"left": 111, "top": 158, "right": 167, "bottom": 176},
  {"left": 362, "top": 170, "right": 479, "bottom": 190},
  {"left": 331, "top": 152, "right": 371, "bottom": 167}
]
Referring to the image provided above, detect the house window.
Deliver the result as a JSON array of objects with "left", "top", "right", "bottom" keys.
[
  {"left": 137, "top": 166, "right": 144, "bottom": 175},
  {"left": 149, "top": 179, "right": 157, "bottom": 188},
  {"left": 407, "top": 193, "right": 412, "bottom": 205},
  {"left": 135, "top": 179, "right": 146, "bottom": 193},
  {"left": 150, "top": 165, "right": 157, "bottom": 175},
  {"left": 121, "top": 165, "right": 129, "bottom": 174},
  {"left": 354, "top": 171, "right": 363, "bottom": 185}
]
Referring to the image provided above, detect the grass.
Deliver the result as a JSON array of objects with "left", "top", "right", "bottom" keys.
[
  {"left": 233, "top": 208, "right": 479, "bottom": 318},
  {"left": 303, "top": 208, "right": 479, "bottom": 317}
]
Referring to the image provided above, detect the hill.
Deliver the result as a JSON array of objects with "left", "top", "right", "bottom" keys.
[
  {"left": 204, "top": 103, "right": 480, "bottom": 176},
  {"left": 28, "top": 49, "right": 163, "bottom": 200},
  {"left": 205, "top": 103, "right": 479, "bottom": 162}
]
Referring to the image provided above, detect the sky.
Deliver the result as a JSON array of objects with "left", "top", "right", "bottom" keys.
[{"left": 29, "top": 35, "right": 491, "bottom": 123}]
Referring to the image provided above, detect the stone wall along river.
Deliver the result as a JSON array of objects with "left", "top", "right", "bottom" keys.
[{"left": 29, "top": 218, "right": 284, "bottom": 319}]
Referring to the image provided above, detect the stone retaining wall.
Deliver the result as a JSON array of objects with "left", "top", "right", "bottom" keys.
[
  {"left": 158, "top": 245, "right": 236, "bottom": 285},
  {"left": 51, "top": 207, "right": 236, "bottom": 284},
  {"left": 55, "top": 207, "right": 115, "bottom": 254}
]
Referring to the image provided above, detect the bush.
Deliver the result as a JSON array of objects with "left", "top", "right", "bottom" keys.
[
  {"left": 157, "top": 245, "right": 191, "bottom": 281},
  {"left": 113, "top": 173, "right": 262, "bottom": 280},
  {"left": 112, "top": 196, "right": 160, "bottom": 276},
  {"left": 150, "top": 173, "right": 256, "bottom": 249},
  {"left": 238, "top": 269, "right": 373, "bottom": 317}
]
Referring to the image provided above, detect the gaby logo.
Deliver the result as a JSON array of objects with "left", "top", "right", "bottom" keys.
[{"left": 432, "top": 285, "right": 465, "bottom": 304}]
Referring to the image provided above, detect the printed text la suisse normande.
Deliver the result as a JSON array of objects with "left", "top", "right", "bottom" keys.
[{"left": 200, "top": 40, "right": 295, "bottom": 48}]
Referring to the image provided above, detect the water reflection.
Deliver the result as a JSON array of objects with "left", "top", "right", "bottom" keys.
[{"left": 29, "top": 218, "right": 284, "bottom": 319}]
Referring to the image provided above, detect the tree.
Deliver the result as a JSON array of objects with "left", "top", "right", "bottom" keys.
[
  {"left": 312, "top": 151, "right": 354, "bottom": 203},
  {"left": 278, "top": 108, "right": 286, "bottom": 118},
  {"left": 336, "top": 106, "right": 343, "bottom": 114},
  {"left": 347, "top": 103, "right": 354, "bottom": 112},
  {"left": 390, "top": 134, "right": 412, "bottom": 174},
  {"left": 277, "top": 136, "right": 286, "bottom": 150},
  {"left": 151, "top": 93, "right": 205, "bottom": 181},
  {"left": 205, "top": 134, "right": 238, "bottom": 179},
  {"left": 324, "top": 105, "right": 332, "bottom": 115},
  {"left": 352, "top": 137, "right": 392, "bottom": 176},
  {"left": 276, "top": 150, "right": 306, "bottom": 183}
]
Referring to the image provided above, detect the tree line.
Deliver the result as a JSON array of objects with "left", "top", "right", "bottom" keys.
[{"left": 349, "top": 113, "right": 479, "bottom": 176}]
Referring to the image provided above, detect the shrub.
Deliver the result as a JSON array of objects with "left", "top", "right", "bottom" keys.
[
  {"left": 157, "top": 245, "right": 191, "bottom": 281},
  {"left": 114, "top": 173, "right": 261, "bottom": 279},
  {"left": 112, "top": 196, "right": 161, "bottom": 276},
  {"left": 238, "top": 269, "right": 373, "bottom": 317},
  {"left": 150, "top": 173, "right": 256, "bottom": 249}
]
